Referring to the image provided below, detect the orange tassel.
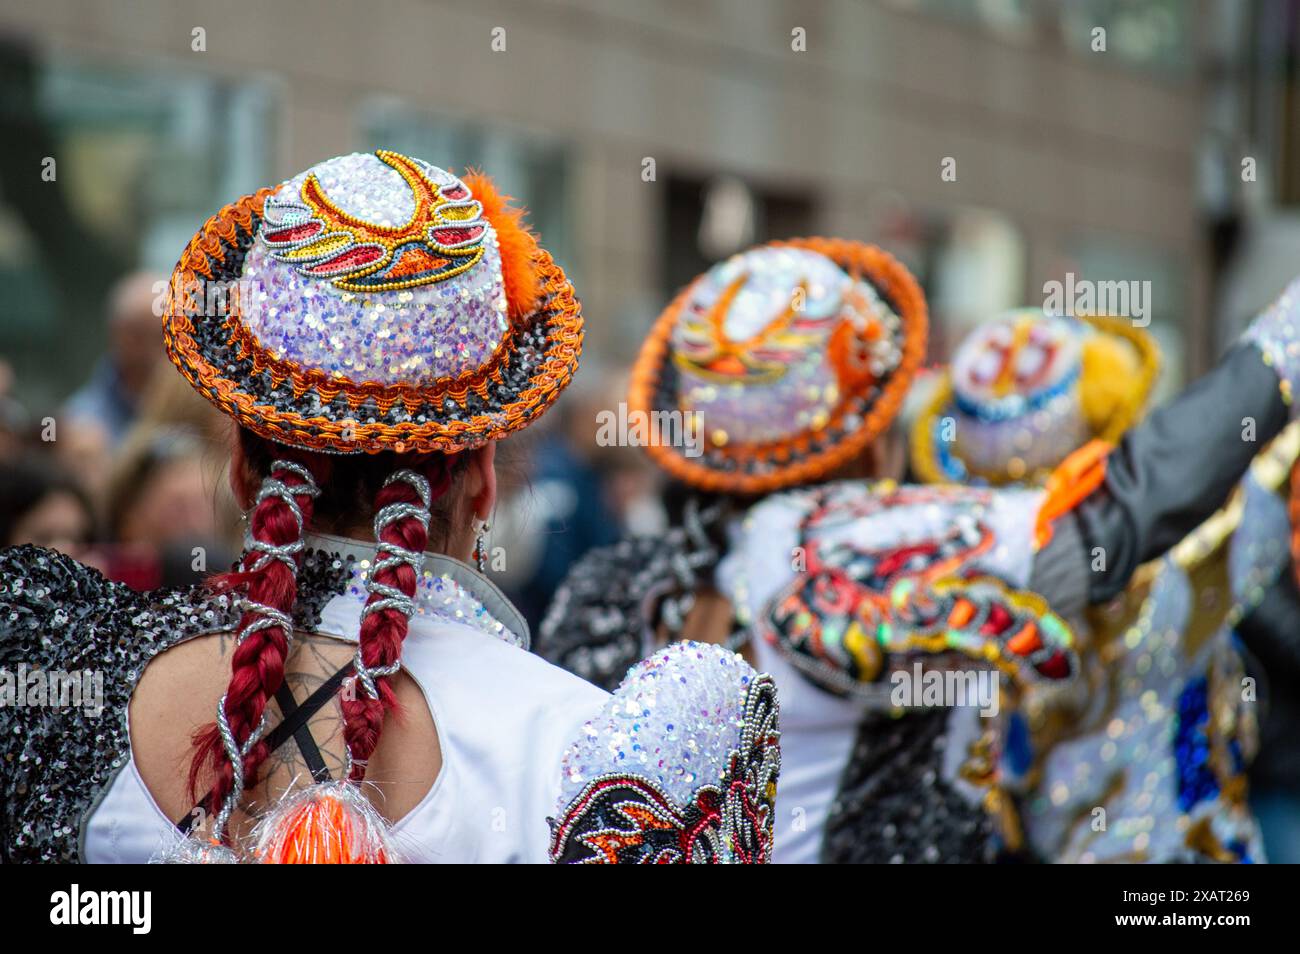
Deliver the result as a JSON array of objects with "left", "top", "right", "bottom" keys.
[
  {"left": 1034, "top": 439, "right": 1112, "bottom": 550},
  {"left": 254, "top": 782, "right": 397, "bottom": 864},
  {"left": 463, "top": 169, "right": 541, "bottom": 321}
]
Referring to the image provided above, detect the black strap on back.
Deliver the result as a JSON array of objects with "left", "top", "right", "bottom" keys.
[
  {"left": 175, "top": 662, "right": 354, "bottom": 834},
  {"left": 274, "top": 681, "right": 332, "bottom": 784}
]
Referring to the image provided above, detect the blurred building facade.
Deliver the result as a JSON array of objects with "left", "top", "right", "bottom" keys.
[{"left": 2, "top": 0, "right": 1299, "bottom": 412}]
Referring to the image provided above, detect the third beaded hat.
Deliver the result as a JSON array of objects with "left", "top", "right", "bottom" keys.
[{"left": 910, "top": 309, "right": 1159, "bottom": 486}]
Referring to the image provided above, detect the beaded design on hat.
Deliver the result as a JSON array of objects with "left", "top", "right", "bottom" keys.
[
  {"left": 911, "top": 310, "right": 1159, "bottom": 486},
  {"left": 260, "top": 151, "right": 487, "bottom": 293},
  {"left": 164, "top": 150, "right": 582, "bottom": 455},
  {"left": 549, "top": 641, "right": 780, "bottom": 864},
  {"left": 629, "top": 238, "right": 927, "bottom": 495}
]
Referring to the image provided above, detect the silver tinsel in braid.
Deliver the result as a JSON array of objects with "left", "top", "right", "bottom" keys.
[
  {"left": 208, "top": 460, "right": 320, "bottom": 845},
  {"left": 246, "top": 461, "right": 320, "bottom": 571},
  {"left": 345, "top": 469, "right": 432, "bottom": 778}
]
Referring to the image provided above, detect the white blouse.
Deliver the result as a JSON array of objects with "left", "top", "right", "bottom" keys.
[{"left": 83, "top": 539, "right": 608, "bottom": 864}]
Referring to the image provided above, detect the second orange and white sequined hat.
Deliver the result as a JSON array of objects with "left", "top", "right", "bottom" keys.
[{"left": 628, "top": 237, "right": 927, "bottom": 495}]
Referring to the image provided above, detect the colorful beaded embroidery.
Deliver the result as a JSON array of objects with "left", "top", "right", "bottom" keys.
[
  {"left": 754, "top": 484, "right": 1077, "bottom": 703},
  {"left": 549, "top": 643, "right": 780, "bottom": 864},
  {"left": 261, "top": 151, "right": 487, "bottom": 292}
]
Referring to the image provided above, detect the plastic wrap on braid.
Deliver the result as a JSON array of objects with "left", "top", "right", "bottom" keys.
[
  {"left": 253, "top": 780, "right": 398, "bottom": 864},
  {"left": 538, "top": 499, "right": 724, "bottom": 691}
]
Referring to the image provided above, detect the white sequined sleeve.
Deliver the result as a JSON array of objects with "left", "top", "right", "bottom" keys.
[{"left": 547, "top": 641, "right": 780, "bottom": 864}]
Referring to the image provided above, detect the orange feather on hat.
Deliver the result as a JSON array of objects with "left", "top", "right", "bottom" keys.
[{"left": 463, "top": 169, "right": 541, "bottom": 321}]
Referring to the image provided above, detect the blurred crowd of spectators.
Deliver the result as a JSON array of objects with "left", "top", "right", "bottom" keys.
[{"left": 1, "top": 272, "right": 243, "bottom": 590}]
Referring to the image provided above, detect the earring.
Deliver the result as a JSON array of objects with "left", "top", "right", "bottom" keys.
[{"left": 474, "top": 521, "right": 491, "bottom": 573}]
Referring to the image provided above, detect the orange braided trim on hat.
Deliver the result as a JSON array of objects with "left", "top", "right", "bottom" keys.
[
  {"left": 164, "top": 191, "right": 582, "bottom": 455},
  {"left": 628, "top": 237, "right": 927, "bottom": 496}
]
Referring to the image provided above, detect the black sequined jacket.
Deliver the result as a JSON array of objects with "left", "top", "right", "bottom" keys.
[{"left": 0, "top": 545, "right": 351, "bottom": 863}]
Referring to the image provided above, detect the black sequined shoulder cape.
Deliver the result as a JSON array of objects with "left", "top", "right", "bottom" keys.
[{"left": 0, "top": 544, "right": 350, "bottom": 863}]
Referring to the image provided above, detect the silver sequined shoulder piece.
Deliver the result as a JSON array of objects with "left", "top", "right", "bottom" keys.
[
  {"left": 538, "top": 506, "right": 722, "bottom": 691},
  {"left": 336, "top": 555, "right": 527, "bottom": 649}
]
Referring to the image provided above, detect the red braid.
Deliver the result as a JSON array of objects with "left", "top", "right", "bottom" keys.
[
  {"left": 340, "top": 459, "right": 452, "bottom": 780},
  {"left": 188, "top": 455, "right": 327, "bottom": 836}
]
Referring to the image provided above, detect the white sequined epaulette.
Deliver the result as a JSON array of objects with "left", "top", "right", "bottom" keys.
[
  {"left": 549, "top": 641, "right": 780, "bottom": 863},
  {"left": 556, "top": 641, "right": 759, "bottom": 811}
]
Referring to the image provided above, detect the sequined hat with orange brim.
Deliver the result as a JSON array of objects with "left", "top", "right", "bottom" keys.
[
  {"left": 163, "top": 150, "right": 581, "bottom": 455},
  {"left": 628, "top": 238, "right": 927, "bottom": 496}
]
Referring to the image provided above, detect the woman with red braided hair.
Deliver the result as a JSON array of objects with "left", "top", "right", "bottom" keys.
[{"left": 0, "top": 152, "right": 780, "bottom": 864}]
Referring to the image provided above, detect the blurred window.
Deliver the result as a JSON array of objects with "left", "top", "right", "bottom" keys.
[
  {"left": 882, "top": 0, "right": 1192, "bottom": 75},
  {"left": 663, "top": 172, "right": 815, "bottom": 295},
  {"left": 927, "top": 207, "right": 1028, "bottom": 360},
  {"left": 854, "top": 194, "right": 1027, "bottom": 362},
  {"left": 359, "top": 98, "right": 575, "bottom": 281},
  {"left": 884, "top": 0, "right": 1039, "bottom": 41},
  {"left": 1057, "top": 236, "right": 1187, "bottom": 395},
  {"left": 1056, "top": 0, "right": 1192, "bottom": 74},
  {"left": 0, "top": 41, "right": 276, "bottom": 410}
]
